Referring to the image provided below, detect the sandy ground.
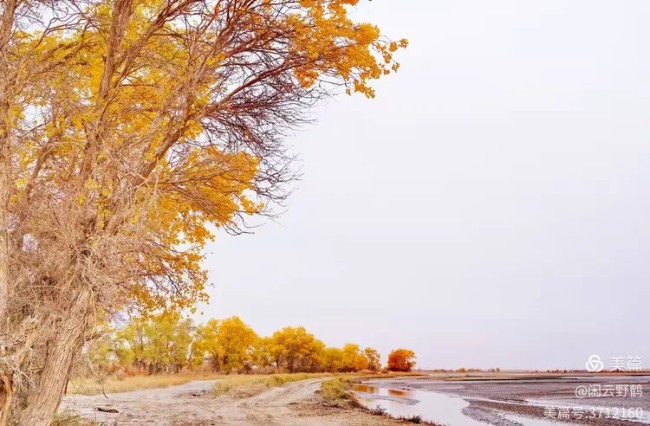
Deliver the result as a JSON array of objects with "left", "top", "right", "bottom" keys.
[
  {"left": 60, "top": 379, "right": 411, "bottom": 425},
  {"left": 361, "top": 375, "right": 650, "bottom": 426}
]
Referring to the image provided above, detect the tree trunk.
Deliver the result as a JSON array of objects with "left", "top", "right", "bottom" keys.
[
  {"left": 0, "top": 164, "right": 8, "bottom": 346},
  {"left": 0, "top": 0, "right": 16, "bottom": 341},
  {"left": 0, "top": 375, "right": 11, "bottom": 426},
  {"left": 0, "top": 162, "right": 10, "bottom": 426},
  {"left": 18, "top": 288, "right": 91, "bottom": 426},
  {"left": 0, "top": 2, "right": 17, "bottom": 422}
]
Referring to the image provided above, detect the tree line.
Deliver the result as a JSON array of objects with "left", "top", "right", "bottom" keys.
[{"left": 86, "top": 314, "right": 415, "bottom": 375}]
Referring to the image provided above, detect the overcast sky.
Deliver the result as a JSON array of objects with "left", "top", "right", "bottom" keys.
[{"left": 193, "top": 0, "right": 650, "bottom": 370}]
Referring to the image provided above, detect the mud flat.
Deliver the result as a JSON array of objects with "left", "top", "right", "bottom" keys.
[{"left": 353, "top": 375, "right": 650, "bottom": 426}]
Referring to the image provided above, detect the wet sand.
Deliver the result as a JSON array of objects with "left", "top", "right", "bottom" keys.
[{"left": 354, "top": 374, "right": 650, "bottom": 426}]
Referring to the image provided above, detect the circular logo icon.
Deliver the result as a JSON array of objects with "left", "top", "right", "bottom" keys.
[{"left": 586, "top": 354, "right": 604, "bottom": 372}]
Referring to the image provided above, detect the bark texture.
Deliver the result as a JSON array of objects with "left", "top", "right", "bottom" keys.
[{"left": 18, "top": 288, "right": 91, "bottom": 426}]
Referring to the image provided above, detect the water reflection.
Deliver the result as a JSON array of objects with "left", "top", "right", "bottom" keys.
[
  {"left": 352, "top": 384, "right": 486, "bottom": 425},
  {"left": 353, "top": 384, "right": 379, "bottom": 394},
  {"left": 388, "top": 388, "right": 408, "bottom": 397},
  {"left": 352, "top": 384, "right": 569, "bottom": 426}
]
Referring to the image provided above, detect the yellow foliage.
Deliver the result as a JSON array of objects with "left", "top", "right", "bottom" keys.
[
  {"left": 5, "top": 0, "right": 405, "bottom": 321},
  {"left": 193, "top": 317, "right": 259, "bottom": 372}
]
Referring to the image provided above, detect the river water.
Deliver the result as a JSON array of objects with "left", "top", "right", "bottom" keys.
[
  {"left": 351, "top": 381, "right": 641, "bottom": 426},
  {"left": 353, "top": 383, "right": 488, "bottom": 425}
]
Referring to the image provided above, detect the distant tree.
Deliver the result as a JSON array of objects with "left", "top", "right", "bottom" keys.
[
  {"left": 305, "top": 339, "right": 327, "bottom": 372},
  {"left": 340, "top": 343, "right": 368, "bottom": 372},
  {"left": 115, "top": 318, "right": 146, "bottom": 368},
  {"left": 193, "top": 317, "right": 258, "bottom": 372},
  {"left": 144, "top": 314, "right": 194, "bottom": 373},
  {"left": 251, "top": 337, "right": 275, "bottom": 368},
  {"left": 113, "top": 313, "right": 194, "bottom": 373},
  {"left": 323, "top": 347, "right": 344, "bottom": 372},
  {"left": 387, "top": 349, "right": 416, "bottom": 372},
  {"left": 364, "top": 347, "right": 381, "bottom": 372},
  {"left": 269, "top": 326, "right": 324, "bottom": 373}
]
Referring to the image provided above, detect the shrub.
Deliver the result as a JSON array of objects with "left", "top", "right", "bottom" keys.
[
  {"left": 320, "top": 377, "right": 352, "bottom": 404},
  {"left": 370, "top": 405, "right": 387, "bottom": 416},
  {"left": 399, "top": 415, "right": 423, "bottom": 424}
]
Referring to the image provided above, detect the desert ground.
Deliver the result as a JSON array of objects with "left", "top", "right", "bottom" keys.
[
  {"left": 60, "top": 373, "right": 650, "bottom": 425},
  {"left": 60, "top": 378, "right": 410, "bottom": 426}
]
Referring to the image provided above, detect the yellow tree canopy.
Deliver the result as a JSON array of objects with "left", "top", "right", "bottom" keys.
[
  {"left": 3, "top": 0, "right": 406, "bottom": 319},
  {"left": 193, "top": 316, "right": 258, "bottom": 372}
]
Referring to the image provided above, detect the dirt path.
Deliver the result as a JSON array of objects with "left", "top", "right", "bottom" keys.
[
  {"left": 60, "top": 379, "right": 406, "bottom": 425},
  {"left": 60, "top": 380, "right": 220, "bottom": 425}
]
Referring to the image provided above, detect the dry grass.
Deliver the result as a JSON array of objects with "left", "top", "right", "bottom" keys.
[
  {"left": 67, "top": 373, "right": 221, "bottom": 395},
  {"left": 51, "top": 413, "right": 97, "bottom": 425},
  {"left": 67, "top": 371, "right": 423, "bottom": 397},
  {"left": 320, "top": 377, "right": 355, "bottom": 404},
  {"left": 212, "top": 373, "right": 332, "bottom": 398}
]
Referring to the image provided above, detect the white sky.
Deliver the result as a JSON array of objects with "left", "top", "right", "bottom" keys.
[{"left": 193, "top": 0, "right": 650, "bottom": 370}]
